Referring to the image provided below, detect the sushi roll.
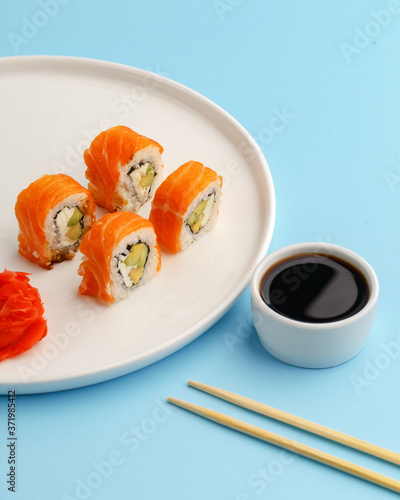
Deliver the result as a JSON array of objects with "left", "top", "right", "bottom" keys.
[
  {"left": 149, "top": 161, "right": 222, "bottom": 253},
  {"left": 15, "top": 174, "right": 96, "bottom": 270},
  {"left": 78, "top": 212, "right": 161, "bottom": 304},
  {"left": 83, "top": 125, "right": 164, "bottom": 213}
]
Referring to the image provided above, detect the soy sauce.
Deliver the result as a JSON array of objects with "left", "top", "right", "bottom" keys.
[{"left": 260, "top": 253, "right": 369, "bottom": 323}]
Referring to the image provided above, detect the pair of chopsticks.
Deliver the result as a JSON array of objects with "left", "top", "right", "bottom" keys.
[{"left": 168, "top": 381, "right": 400, "bottom": 494}]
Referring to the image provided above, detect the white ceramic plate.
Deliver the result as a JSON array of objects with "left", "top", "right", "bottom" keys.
[{"left": 0, "top": 56, "right": 275, "bottom": 394}]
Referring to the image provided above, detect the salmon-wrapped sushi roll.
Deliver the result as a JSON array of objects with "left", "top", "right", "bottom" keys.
[
  {"left": 149, "top": 161, "right": 222, "bottom": 253},
  {"left": 78, "top": 212, "right": 161, "bottom": 304},
  {"left": 15, "top": 174, "right": 96, "bottom": 270},
  {"left": 83, "top": 125, "right": 164, "bottom": 213}
]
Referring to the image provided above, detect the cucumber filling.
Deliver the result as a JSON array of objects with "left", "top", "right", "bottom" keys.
[
  {"left": 55, "top": 207, "right": 84, "bottom": 247},
  {"left": 128, "top": 162, "right": 156, "bottom": 201},
  {"left": 187, "top": 193, "right": 215, "bottom": 234},
  {"left": 117, "top": 242, "right": 149, "bottom": 287}
]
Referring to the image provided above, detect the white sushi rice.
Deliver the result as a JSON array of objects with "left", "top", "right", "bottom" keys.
[
  {"left": 44, "top": 193, "right": 93, "bottom": 259},
  {"left": 180, "top": 179, "right": 222, "bottom": 251},
  {"left": 115, "top": 145, "right": 163, "bottom": 212},
  {"left": 109, "top": 226, "right": 159, "bottom": 301}
]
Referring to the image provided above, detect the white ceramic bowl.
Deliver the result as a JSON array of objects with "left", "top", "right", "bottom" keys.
[{"left": 250, "top": 243, "right": 379, "bottom": 368}]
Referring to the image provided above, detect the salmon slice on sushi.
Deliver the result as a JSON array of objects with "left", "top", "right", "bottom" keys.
[
  {"left": 83, "top": 125, "right": 164, "bottom": 213},
  {"left": 149, "top": 161, "right": 222, "bottom": 253},
  {"left": 15, "top": 174, "right": 96, "bottom": 270},
  {"left": 78, "top": 212, "right": 161, "bottom": 304}
]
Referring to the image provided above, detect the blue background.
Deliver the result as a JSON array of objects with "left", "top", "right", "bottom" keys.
[{"left": 1, "top": 1, "right": 400, "bottom": 499}]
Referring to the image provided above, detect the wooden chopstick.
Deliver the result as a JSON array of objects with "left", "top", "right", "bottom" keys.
[
  {"left": 167, "top": 396, "right": 400, "bottom": 494},
  {"left": 188, "top": 380, "right": 400, "bottom": 466}
]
